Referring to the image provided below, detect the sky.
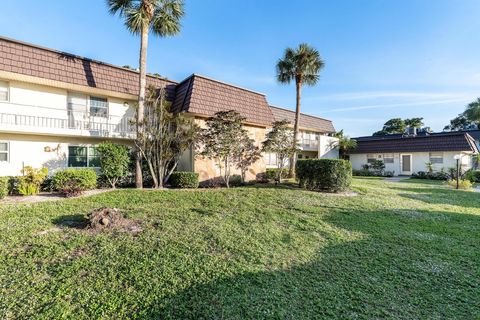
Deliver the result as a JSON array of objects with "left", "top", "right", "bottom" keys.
[{"left": 1, "top": 0, "right": 480, "bottom": 137}]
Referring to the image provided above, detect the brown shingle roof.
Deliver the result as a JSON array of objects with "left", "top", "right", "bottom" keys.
[
  {"left": 0, "top": 36, "right": 176, "bottom": 97},
  {"left": 269, "top": 105, "right": 335, "bottom": 133},
  {"left": 350, "top": 133, "right": 479, "bottom": 154},
  {"left": 172, "top": 74, "right": 274, "bottom": 127}
]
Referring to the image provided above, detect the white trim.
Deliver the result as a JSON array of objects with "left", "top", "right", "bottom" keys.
[
  {"left": 0, "top": 79, "right": 10, "bottom": 102},
  {"left": 0, "top": 141, "right": 9, "bottom": 162},
  {"left": 67, "top": 144, "right": 100, "bottom": 168}
]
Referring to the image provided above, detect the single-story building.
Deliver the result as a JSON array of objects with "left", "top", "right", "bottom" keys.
[{"left": 349, "top": 131, "right": 479, "bottom": 175}]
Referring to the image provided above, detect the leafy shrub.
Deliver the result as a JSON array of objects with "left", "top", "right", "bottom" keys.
[
  {"left": 7, "top": 176, "right": 20, "bottom": 195},
  {"left": 464, "top": 169, "right": 480, "bottom": 183},
  {"left": 0, "top": 177, "right": 8, "bottom": 199},
  {"left": 265, "top": 168, "right": 288, "bottom": 181},
  {"left": 168, "top": 172, "right": 199, "bottom": 188},
  {"left": 412, "top": 171, "right": 449, "bottom": 180},
  {"left": 370, "top": 160, "right": 385, "bottom": 175},
  {"left": 297, "top": 159, "right": 352, "bottom": 192},
  {"left": 97, "top": 142, "right": 130, "bottom": 188},
  {"left": 229, "top": 175, "right": 243, "bottom": 187},
  {"left": 446, "top": 179, "right": 472, "bottom": 190},
  {"left": 53, "top": 169, "right": 97, "bottom": 197},
  {"left": 40, "top": 177, "right": 55, "bottom": 192},
  {"left": 383, "top": 171, "right": 395, "bottom": 177},
  {"left": 17, "top": 166, "right": 48, "bottom": 196}
]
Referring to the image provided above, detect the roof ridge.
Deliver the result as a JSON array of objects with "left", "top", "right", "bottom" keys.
[
  {"left": 0, "top": 35, "right": 177, "bottom": 84},
  {"left": 191, "top": 73, "right": 266, "bottom": 96},
  {"left": 269, "top": 105, "right": 333, "bottom": 123}
]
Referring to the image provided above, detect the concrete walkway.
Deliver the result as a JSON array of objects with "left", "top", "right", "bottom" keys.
[{"left": 384, "top": 176, "right": 410, "bottom": 183}]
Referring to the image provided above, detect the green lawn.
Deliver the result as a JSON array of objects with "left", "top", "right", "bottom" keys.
[{"left": 0, "top": 178, "right": 479, "bottom": 319}]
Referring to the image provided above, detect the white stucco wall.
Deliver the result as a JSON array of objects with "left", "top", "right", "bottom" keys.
[
  {"left": 319, "top": 135, "right": 339, "bottom": 159},
  {"left": 0, "top": 79, "right": 136, "bottom": 139},
  {"left": 350, "top": 152, "right": 473, "bottom": 176},
  {"left": 0, "top": 133, "right": 132, "bottom": 176}
]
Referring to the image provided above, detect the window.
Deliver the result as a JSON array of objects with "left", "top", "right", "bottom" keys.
[
  {"left": 0, "top": 80, "right": 9, "bottom": 102},
  {"left": 89, "top": 96, "right": 108, "bottom": 117},
  {"left": 429, "top": 152, "right": 443, "bottom": 164},
  {"left": 367, "top": 154, "right": 376, "bottom": 164},
  {"left": 265, "top": 153, "right": 277, "bottom": 166},
  {"left": 0, "top": 142, "right": 9, "bottom": 162},
  {"left": 383, "top": 153, "right": 394, "bottom": 163},
  {"left": 68, "top": 146, "right": 100, "bottom": 167}
]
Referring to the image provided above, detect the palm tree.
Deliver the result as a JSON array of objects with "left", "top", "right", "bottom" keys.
[
  {"left": 334, "top": 129, "right": 357, "bottom": 159},
  {"left": 276, "top": 43, "right": 325, "bottom": 176},
  {"left": 463, "top": 98, "right": 480, "bottom": 124},
  {"left": 107, "top": 0, "right": 184, "bottom": 188}
]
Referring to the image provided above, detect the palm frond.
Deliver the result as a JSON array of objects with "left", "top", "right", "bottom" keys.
[{"left": 276, "top": 43, "right": 324, "bottom": 86}]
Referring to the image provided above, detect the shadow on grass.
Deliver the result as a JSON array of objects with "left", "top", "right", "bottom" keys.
[
  {"left": 392, "top": 185, "right": 480, "bottom": 209},
  {"left": 52, "top": 214, "right": 87, "bottom": 229},
  {"left": 140, "top": 207, "right": 480, "bottom": 319}
]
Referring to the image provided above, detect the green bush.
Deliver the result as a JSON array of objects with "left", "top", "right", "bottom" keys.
[
  {"left": 412, "top": 171, "right": 449, "bottom": 180},
  {"left": 464, "top": 169, "right": 480, "bottom": 183},
  {"left": 0, "top": 177, "right": 8, "bottom": 199},
  {"left": 446, "top": 179, "right": 472, "bottom": 190},
  {"left": 168, "top": 172, "right": 199, "bottom": 188},
  {"left": 97, "top": 142, "right": 130, "bottom": 188},
  {"left": 229, "top": 175, "right": 243, "bottom": 187},
  {"left": 17, "top": 166, "right": 48, "bottom": 196},
  {"left": 53, "top": 169, "right": 97, "bottom": 196},
  {"left": 265, "top": 168, "right": 288, "bottom": 181},
  {"left": 296, "top": 159, "right": 352, "bottom": 192}
]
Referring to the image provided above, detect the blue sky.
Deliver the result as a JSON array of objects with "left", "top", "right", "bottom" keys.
[{"left": 2, "top": 0, "right": 480, "bottom": 136}]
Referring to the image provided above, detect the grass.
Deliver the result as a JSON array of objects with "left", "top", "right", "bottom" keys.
[{"left": 0, "top": 178, "right": 479, "bottom": 319}]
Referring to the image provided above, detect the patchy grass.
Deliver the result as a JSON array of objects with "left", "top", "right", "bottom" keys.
[{"left": 0, "top": 178, "right": 479, "bottom": 319}]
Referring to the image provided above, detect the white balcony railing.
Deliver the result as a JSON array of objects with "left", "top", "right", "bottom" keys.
[
  {"left": 300, "top": 138, "right": 319, "bottom": 150},
  {"left": 0, "top": 103, "right": 135, "bottom": 139}
]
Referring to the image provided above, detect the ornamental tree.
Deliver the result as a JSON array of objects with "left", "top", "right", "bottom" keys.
[
  {"left": 262, "top": 120, "right": 297, "bottom": 183},
  {"left": 97, "top": 141, "right": 130, "bottom": 188}
]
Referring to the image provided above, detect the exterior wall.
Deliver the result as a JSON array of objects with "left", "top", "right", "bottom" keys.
[
  {"left": 319, "top": 135, "right": 339, "bottom": 159},
  {"left": 0, "top": 133, "right": 132, "bottom": 176},
  {"left": 350, "top": 151, "right": 473, "bottom": 176},
  {"left": 191, "top": 118, "right": 267, "bottom": 182},
  {"left": 0, "top": 79, "right": 136, "bottom": 139}
]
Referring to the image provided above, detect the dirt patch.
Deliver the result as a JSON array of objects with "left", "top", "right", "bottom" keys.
[{"left": 86, "top": 208, "right": 142, "bottom": 235}]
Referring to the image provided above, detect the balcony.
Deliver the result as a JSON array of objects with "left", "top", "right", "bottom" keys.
[
  {"left": 0, "top": 103, "right": 135, "bottom": 139},
  {"left": 299, "top": 138, "right": 319, "bottom": 151}
]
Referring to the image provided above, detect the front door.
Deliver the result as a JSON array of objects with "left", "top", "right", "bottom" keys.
[{"left": 400, "top": 154, "right": 412, "bottom": 175}]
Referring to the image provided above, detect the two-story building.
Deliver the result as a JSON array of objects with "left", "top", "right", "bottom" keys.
[{"left": 0, "top": 36, "right": 338, "bottom": 182}]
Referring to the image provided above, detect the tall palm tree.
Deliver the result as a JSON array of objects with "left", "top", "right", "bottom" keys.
[
  {"left": 464, "top": 98, "right": 480, "bottom": 124},
  {"left": 107, "top": 0, "right": 184, "bottom": 188},
  {"left": 276, "top": 43, "right": 325, "bottom": 176}
]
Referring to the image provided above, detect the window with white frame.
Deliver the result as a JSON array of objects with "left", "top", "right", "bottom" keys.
[
  {"left": 0, "top": 80, "right": 9, "bottom": 102},
  {"left": 429, "top": 152, "right": 443, "bottom": 164},
  {"left": 383, "top": 153, "right": 394, "bottom": 163},
  {"left": 0, "top": 142, "right": 9, "bottom": 162},
  {"left": 265, "top": 153, "right": 277, "bottom": 166},
  {"left": 89, "top": 96, "right": 108, "bottom": 117},
  {"left": 367, "top": 154, "right": 376, "bottom": 164},
  {"left": 68, "top": 146, "right": 100, "bottom": 167}
]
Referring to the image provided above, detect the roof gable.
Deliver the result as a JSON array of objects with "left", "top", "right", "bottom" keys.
[
  {"left": 0, "top": 36, "right": 177, "bottom": 97},
  {"left": 269, "top": 106, "right": 335, "bottom": 133},
  {"left": 172, "top": 74, "right": 274, "bottom": 127}
]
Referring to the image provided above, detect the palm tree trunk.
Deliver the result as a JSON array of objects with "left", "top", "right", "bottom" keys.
[
  {"left": 289, "top": 80, "right": 302, "bottom": 177},
  {"left": 135, "top": 24, "right": 149, "bottom": 189}
]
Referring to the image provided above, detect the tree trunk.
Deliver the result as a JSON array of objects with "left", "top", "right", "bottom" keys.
[
  {"left": 135, "top": 24, "right": 149, "bottom": 189},
  {"left": 289, "top": 80, "right": 302, "bottom": 177}
]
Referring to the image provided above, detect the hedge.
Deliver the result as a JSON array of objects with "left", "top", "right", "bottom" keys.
[
  {"left": 265, "top": 168, "right": 288, "bottom": 181},
  {"left": 52, "top": 169, "right": 97, "bottom": 194},
  {"left": 0, "top": 177, "right": 8, "bottom": 199},
  {"left": 296, "top": 159, "right": 352, "bottom": 192},
  {"left": 169, "top": 172, "right": 199, "bottom": 188}
]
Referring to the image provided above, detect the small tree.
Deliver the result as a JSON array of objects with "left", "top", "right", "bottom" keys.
[
  {"left": 236, "top": 135, "right": 261, "bottom": 183},
  {"left": 334, "top": 129, "right": 357, "bottom": 159},
  {"left": 97, "top": 141, "right": 130, "bottom": 188},
  {"left": 135, "top": 87, "right": 198, "bottom": 188},
  {"left": 198, "top": 110, "right": 249, "bottom": 188},
  {"left": 262, "top": 120, "right": 297, "bottom": 183}
]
